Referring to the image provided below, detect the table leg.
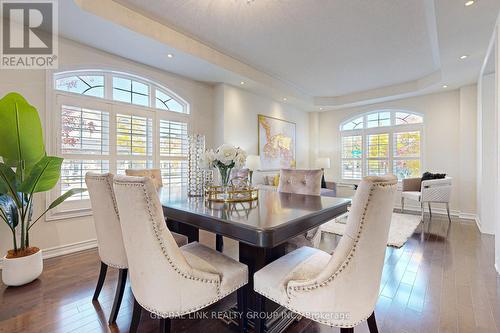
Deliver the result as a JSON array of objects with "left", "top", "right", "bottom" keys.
[{"left": 239, "top": 242, "right": 294, "bottom": 333}]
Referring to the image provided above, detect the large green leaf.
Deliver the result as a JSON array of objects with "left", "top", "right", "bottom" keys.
[
  {"left": 0, "top": 163, "right": 18, "bottom": 196},
  {"left": 18, "top": 156, "right": 63, "bottom": 193},
  {"left": 0, "top": 93, "right": 45, "bottom": 168},
  {"left": 48, "top": 188, "right": 86, "bottom": 209}
]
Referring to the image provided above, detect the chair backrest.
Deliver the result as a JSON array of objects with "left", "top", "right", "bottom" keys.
[
  {"left": 287, "top": 175, "right": 397, "bottom": 324},
  {"left": 113, "top": 175, "right": 220, "bottom": 316},
  {"left": 277, "top": 169, "right": 322, "bottom": 195},
  {"left": 421, "top": 176, "right": 452, "bottom": 203},
  {"left": 125, "top": 168, "right": 163, "bottom": 189},
  {"left": 85, "top": 173, "right": 127, "bottom": 268}
]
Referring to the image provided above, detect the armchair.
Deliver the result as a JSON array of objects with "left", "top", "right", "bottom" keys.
[{"left": 401, "top": 176, "right": 453, "bottom": 225}]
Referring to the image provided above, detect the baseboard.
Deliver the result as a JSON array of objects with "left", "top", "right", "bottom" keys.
[
  {"left": 394, "top": 203, "right": 475, "bottom": 220},
  {"left": 0, "top": 239, "right": 97, "bottom": 269}
]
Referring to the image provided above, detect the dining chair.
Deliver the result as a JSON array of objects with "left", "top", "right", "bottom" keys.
[
  {"left": 278, "top": 169, "right": 323, "bottom": 251},
  {"left": 401, "top": 176, "right": 453, "bottom": 226},
  {"left": 85, "top": 173, "right": 188, "bottom": 325},
  {"left": 113, "top": 175, "right": 249, "bottom": 333},
  {"left": 254, "top": 175, "right": 397, "bottom": 333},
  {"left": 125, "top": 168, "right": 163, "bottom": 190}
]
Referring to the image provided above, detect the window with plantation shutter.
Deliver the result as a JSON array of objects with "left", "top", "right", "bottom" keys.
[
  {"left": 340, "top": 110, "right": 423, "bottom": 180},
  {"left": 49, "top": 70, "right": 190, "bottom": 220},
  {"left": 159, "top": 120, "right": 189, "bottom": 189}
]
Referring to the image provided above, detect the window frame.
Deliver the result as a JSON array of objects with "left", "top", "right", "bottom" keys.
[
  {"left": 46, "top": 70, "right": 191, "bottom": 220},
  {"left": 339, "top": 110, "right": 424, "bottom": 182}
]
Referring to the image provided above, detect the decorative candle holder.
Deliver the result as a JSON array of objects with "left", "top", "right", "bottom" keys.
[{"left": 187, "top": 134, "right": 206, "bottom": 197}]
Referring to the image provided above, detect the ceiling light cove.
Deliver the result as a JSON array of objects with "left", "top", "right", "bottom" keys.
[{"left": 465, "top": 1, "right": 475, "bottom": 6}]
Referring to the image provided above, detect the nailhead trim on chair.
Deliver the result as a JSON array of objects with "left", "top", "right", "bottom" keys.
[
  {"left": 114, "top": 179, "right": 250, "bottom": 317},
  {"left": 266, "top": 181, "right": 397, "bottom": 327},
  {"left": 87, "top": 174, "right": 128, "bottom": 270}
]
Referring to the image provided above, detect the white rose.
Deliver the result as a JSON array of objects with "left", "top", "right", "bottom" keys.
[
  {"left": 216, "top": 144, "right": 237, "bottom": 166},
  {"left": 234, "top": 148, "right": 247, "bottom": 168}
]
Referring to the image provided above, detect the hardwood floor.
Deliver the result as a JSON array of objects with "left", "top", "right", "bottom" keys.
[{"left": 1, "top": 214, "right": 499, "bottom": 333}]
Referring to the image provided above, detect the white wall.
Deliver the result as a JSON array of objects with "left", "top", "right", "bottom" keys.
[
  {"left": 213, "top": 84, "right": 311, "bottom": 168},
  {"left": 312, "top": 89, "right": 477, "bottom": 218},
  {"left": 477, "top": 73, "right": 497, "bottom": 234},
  {"left": 0, "top": 37, "right": 215, "bottom": 257}
]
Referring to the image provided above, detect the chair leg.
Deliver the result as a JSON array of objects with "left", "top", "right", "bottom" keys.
[
  {"left": 401, "top": 197, "right": 404, "bottom": 213},
  {"left": 428, "top": 202, "right": 432, "bottom": 220},
  {"left": 420, "top": 202, "right": 425, "bottom": 242},
  {"left": 340, "top": 328, "right": 354, "bottom": 333},
  {"left": 367, "top": 311, "right": 378, "bottom": 333},
  {"left": 108, "top": 268, "right": 128, "bottom": 325},
  {"left": 237, "top": 287, "right": 248, "bottom": 333},
  {"left": 216, "top": 234, "right": 224, "bottom": 252},
  {"left": 92, "top": 262, "right": 108, "bottom": 301},
  {"left": 130, "top": 296, "right": 142, "bottom": 333},
  {"left": 254, "top": 293, "right": 266, "bottom": 333},
  {"left": 159, "top": 318, "right": 171, "bottom": 333},
  {"left": 446, "top": 202, "right": 452, "bottom": 225}
]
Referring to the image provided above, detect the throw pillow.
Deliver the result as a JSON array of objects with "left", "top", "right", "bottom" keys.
[{"left": 421, "top": 172, "right": 446, "bottom": 181}]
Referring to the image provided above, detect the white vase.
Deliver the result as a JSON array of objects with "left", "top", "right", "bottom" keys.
[{"left": 2, "top": 249, "right": 43, "bottom": 286}]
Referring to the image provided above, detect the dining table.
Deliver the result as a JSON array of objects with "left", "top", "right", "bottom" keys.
[{"left": 160, "top": 188, "right": 351, "bottom": 333}]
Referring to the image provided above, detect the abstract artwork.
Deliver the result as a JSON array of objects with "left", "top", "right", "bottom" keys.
[{"left": 258, "top": 114, "right": 296, "bottom": 170}]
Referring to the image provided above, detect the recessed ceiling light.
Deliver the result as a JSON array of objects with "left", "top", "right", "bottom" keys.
[
  {"left": 459, "top": 55, "right": 468, "bottom": 60},
  {"left": 167, "top": 53, "right": 174, "bottom": 58},
  {"left": 442, "top": 84, "right": 448, "bottom": 88},
  {"left": 465, "top": 0, "right": 475, "bottom": 6},
  {"left": 240, "top": 81, "right": 245, "bottom": 85},
  {"left": 283, "top": 97, "right": 287, "bottom": 101},
  {"left": 319, "top": 107, "right": 323, "bottom": 110}
]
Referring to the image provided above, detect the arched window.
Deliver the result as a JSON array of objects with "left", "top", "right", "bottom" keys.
[
  {"left": 340, "top": 110, "right": 423, "bottom": 180},
  {"left": 48, "top": 70, "right": 190, "bottom": 219}
]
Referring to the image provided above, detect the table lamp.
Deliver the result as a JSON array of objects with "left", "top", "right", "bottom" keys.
[
  {"left": 316, "top": 157, "right": 330, "bottom": 189},
  {"left": 246, "top": 155, "right": 261, "bottom": 185}
]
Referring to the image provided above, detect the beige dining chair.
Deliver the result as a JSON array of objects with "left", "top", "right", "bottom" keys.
[
  {"left": 113, "top": 175, "right": 249, "bottom": 333},
  {"left": 125, "top": 168, "right": 163, "bottom": 190},
  {"left": 85, "top": 173, "right": 188, "bottom": 326},
  {"left": 278, "top": 169, "right": 323, "bottom": 252},
  {"left": 254, "top": 175, "right": 397, "bottom": 333}
]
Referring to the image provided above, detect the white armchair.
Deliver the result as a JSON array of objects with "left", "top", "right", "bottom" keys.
[{"left": 401, "top": 176, "right": 453, "bottom": 225}]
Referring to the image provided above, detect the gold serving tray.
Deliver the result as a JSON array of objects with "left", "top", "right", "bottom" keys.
[{"left": 204, "top": 185, "right": 258, "bottom": 203}]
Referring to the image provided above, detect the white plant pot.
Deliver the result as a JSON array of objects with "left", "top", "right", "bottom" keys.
[{"left": 2, "top": 249, "right": 43, "bottom": 286}]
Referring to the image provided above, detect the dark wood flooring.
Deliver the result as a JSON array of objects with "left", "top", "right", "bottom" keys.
[{"left": 1, "top": 214, "right": 499, "bottom": 333}]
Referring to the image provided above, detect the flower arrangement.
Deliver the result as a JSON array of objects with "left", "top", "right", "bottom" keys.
[{"left": 201, "top": 144, "right": 247, "bottom": 187}]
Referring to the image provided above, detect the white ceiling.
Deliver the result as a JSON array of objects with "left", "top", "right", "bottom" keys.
[
  {"left": 60, "top": 0, "right": 500, "bottom": 110},
  {"left": 116, "top": 0, "right": 440, "bottom": 97}
]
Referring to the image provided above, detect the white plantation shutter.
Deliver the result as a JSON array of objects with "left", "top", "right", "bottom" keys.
[
  {"left": 59, "top": 105, "right": 110, "bottom": 201},
  {"left": 341, "top": 135, "right": 362, "bottom": 179},
  {"left": 366, "top": 133, "right": 389, "bottom": 176},
  {"left": 159, "top": 120, "right": 189, "bottom": 189}
]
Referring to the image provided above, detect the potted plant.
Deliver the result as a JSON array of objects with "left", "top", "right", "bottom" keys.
[{"left": 0, "top": 92, "right": 85, "bottom": 286}]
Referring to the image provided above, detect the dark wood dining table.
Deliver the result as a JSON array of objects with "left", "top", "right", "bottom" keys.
[{"left": 160, "top": 188, "right": 350, "bottom": 333}]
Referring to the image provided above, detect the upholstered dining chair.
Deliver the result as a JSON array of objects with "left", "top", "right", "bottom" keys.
[
  {"left": 278, "top": 169, "right": 323, "bottom": 252},
  {"left": 113, "top": 175, "right": 249, "bottom": 333},
  {"left": 254, "top": 175, "right": 397, "bottom": 333},
  {"left": 401, "top": 176, "right": 453, "bottom": 225},
  {"left": 125, "top": 168, "right": 163, "bottom": 189},
  {"left": 85, "top": 173, "right": 188, "bottom": 325}
]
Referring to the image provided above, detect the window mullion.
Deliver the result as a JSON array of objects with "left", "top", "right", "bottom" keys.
[{"left": 109, "top": 103, "right": 117, "bottom": 174}]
